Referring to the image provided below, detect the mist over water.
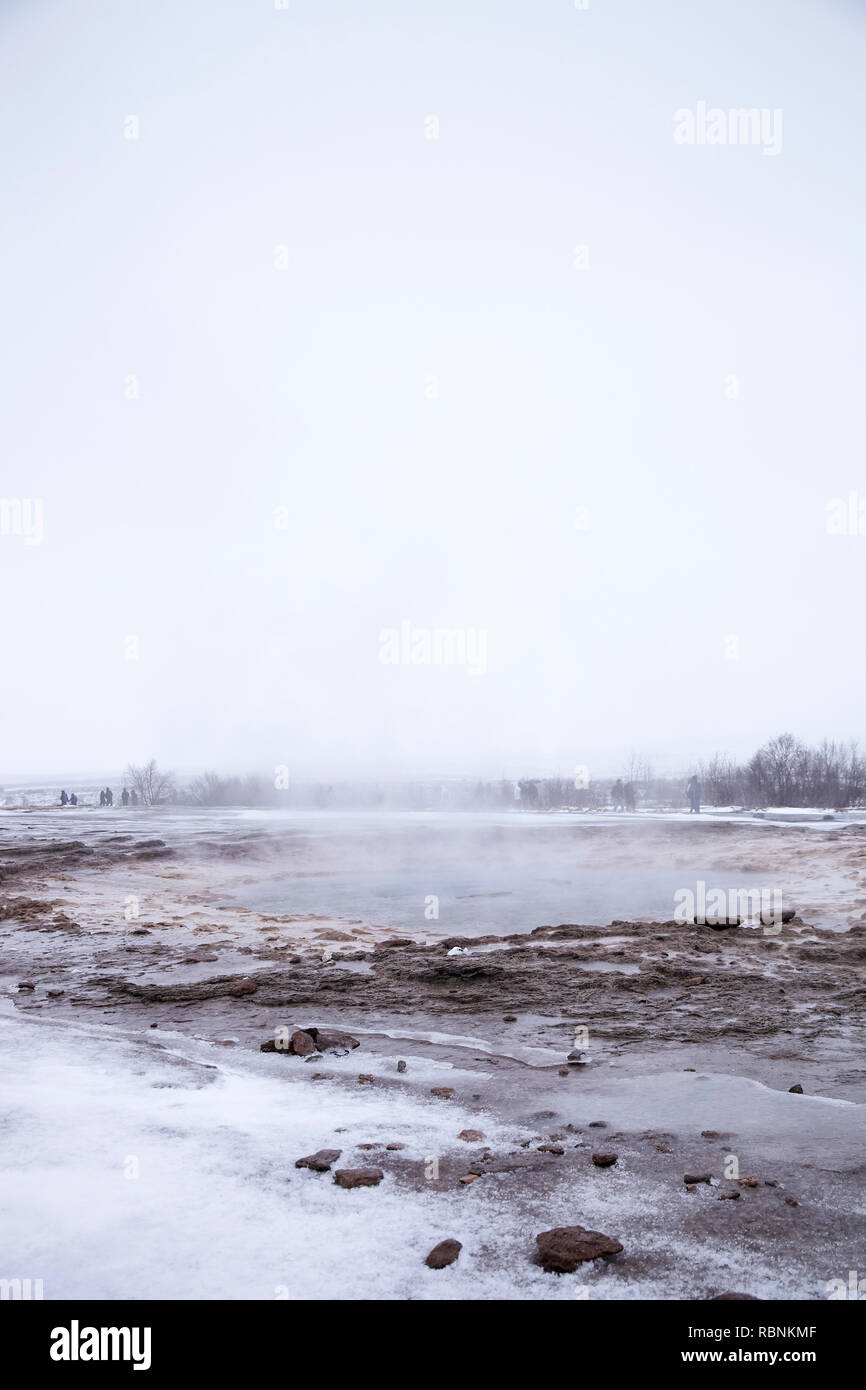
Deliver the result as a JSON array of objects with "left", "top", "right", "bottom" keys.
[{"left": 228, "top": 811, "right": 775, "bottom": 934}]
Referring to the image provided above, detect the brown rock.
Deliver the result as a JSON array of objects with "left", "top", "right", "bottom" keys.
[
  {"left": 311, "top": 1072, "right": 332, "bottom": 1081},
  {"left": 701, "top": 1130, "right": 721, "bottom": 1139},
  {"left": 785, "top": 1196, "right": 799, "bottom": 1207},
  {"left": 333, "top": 1167, "right": 384, "bottom": 1188},
  {"left": 425, "top": 1238, "right": 462, "bottom": 1269},
  {"left": 654, "top": 1142, "right": 672, "bottom": 1153},
  {"left": 503, "top": 1015, "right": 517, "bottom": 1022},
  {"left": 788, "top": 1083, "right": 804, "bottom": 1094},
  {"left": 228, "top": 977, "right": 258, "bottom": 997},
  {"left": 290, "top": 1029, "right": 316, "bottom": 1056},
  {"left": 719, "top": 1190, "right": 741, "bottom": 1200},
  {"left": 538, "top": 1144, "right": 565, "bottom": 1155},
  {"left": 592, "top": 1152, "right": 618, "bottom": 1167},
  {"left": 458, "top": 1129, "right": 485, "bottom": 1143},
  {"left": 431, "top": 1087, "right": 454, "bottom": 1099},
  {"left": 684, "top": 1173, "right": 712, "bottom": 1185},
  {"left": 386, "top": 1142, "right": 405, "bottom": 1150},
  {"left": 311, "top": 1028, "right": 360, "bottom": 1052},
  {"left": 459, "top": 1174, "right": 479, "bottom": 1185},
  {"left": 535, "top": 1226, "right": 623, "bottom": 1272},
  {"left": 295, "top": 1148, "right": 341, "bottom": 1172},
  {"left": 357, "top": 1073, "right": 374, "bottom": 1084},
  {"left": 738, "top": 1175, "right": 760, "bottom": 1188},
  {"left": 396, "top": 1060, "right": 407, "bottom": 1073}
]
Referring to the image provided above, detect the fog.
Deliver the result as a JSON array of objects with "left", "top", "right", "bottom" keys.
[{"left": 2, "top": 0, "right": 865, "bottom": 780}]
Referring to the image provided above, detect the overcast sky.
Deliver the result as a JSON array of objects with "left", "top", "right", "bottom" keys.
[{"left": 1, "top": 0, "right": 865, "bottom": 781}]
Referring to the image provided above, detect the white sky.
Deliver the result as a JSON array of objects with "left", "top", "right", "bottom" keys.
[{"left": 1, "top": 0, "right": 864, "bottom": 780}]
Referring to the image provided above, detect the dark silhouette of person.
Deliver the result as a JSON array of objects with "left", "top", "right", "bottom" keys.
[
  {"left": 70, "top": 793, "right": 78, "bottom": 806},
  {"left": 130, "top": 789, "right": 139, "bottom": 806},
  {"left": 60, "top": 790, "right": 69, "bottom": 806},
  {"left": 105, "top": 787, "right": 114, "bottom": 807},
  {"left": 99, "top": 789, "right": 106, "bottom": 807},
  {"left": 611, "top": 779, "right": 625, "bottom": 811},
  {"left": 624, "top": 782, "right": 636, "bottom": 812},
  {"left": 687, "top": 775, "right": 701, "bottom": 813},
  {"left": 121, "top": 787, "right": 130, "bottom": 807}
]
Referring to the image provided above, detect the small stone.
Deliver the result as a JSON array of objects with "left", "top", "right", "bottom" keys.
[
  {"left": 535, "top": 1225, "right": 623, "bottom": 1272},
  {"left": 719, "top": 1190, "right": 741, "bottom": 1200},
  {"left": 458, "top": 1129, "right": 485, "bottom": 1142},
  {"left": 17, "top": 981, "right": 35, "bottom": 991},
  {"left": 738, "top": 1175, "right": 759, "bottom": 1188},
  {"left": 431, "top": 1087, "right": 454, "bottom": 1099},
  {"left": 503, "top": 1015, "right": 517, "bottom": 1022},
  {"left": 785, "top": 1196, "right": 799, "bottom": 1207},
  {"left": 397, "top": 1060, "right": 407, "bottom": 1073},
  {"left": 333, "top": 1167, "right": 384, "bottom": 1188},
  {"left": 654, "top": 1142, "right": 672, "bottom": 1153},
  {"left": 459, "top": 1174, "right": 479, "bottom": 1185},
  {"left": 684, "top": 1067, "right": 696, "bottom": 1072},
  {"left": 295, "top": 1148, "right": 341, "bottom": 1172},
  {"left": 47, "top": 989, "right": 64, "bottom": 998},
  {"left": 311, "top": 1072, "right": 332, "bottom": 1081},
  {"left": 425, "top": 1238, "right": 462, "bottom": 1269},
  {"left": 386, "top": 1142, "right": 405, "bottom": 1150},
  {"left": 566, "top": 1051, "right": 587, "bottom": 1064},
  {"left": 358, "top": 1074, "right": 374, "bottom": 1084},
  {"left": 701, "top": 1130, "right": 721, "bottom": 1139},
  {"left": 357, "top": 1143, "right": 378, "bottom": 1150},
  {"left": 592, "top": 1152, "right": 618, "bottom": 1167},
  {"left": 788, "top": 1083, "right": 804, "bottom": 1094},
  {"left": 684, "top": 1173, "right": 712, "bottom": 1185},
  {"left": 538, "top": 1144, "right": 565, "bottom": 1155},
  {"left": 588, "top": 1120, "right": 607, "bottom": 1128}
]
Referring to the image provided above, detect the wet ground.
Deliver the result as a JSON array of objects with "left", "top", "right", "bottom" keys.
[{"left": 2, "top": 808, "right": 865, "bottom": 1299}]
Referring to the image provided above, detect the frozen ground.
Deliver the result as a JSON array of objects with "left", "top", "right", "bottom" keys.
[{"left": 1, "top": 809, "right": 865, "bottom": 1300}]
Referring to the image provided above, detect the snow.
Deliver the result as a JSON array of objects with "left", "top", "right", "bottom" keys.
[{"left": 1, "top": 1002, "right": 859, "bottom": 1300}]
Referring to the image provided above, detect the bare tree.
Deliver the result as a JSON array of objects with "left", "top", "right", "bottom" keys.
[{"left": 125, "top": 759, "right": 175, "bottom": 806}]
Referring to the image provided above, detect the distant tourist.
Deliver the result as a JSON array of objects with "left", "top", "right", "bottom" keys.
[
  {"left": 611, "top": 778, "right": 625, "bottom": 811},
  {"left": 104, "top": 787, "right": 114, "bottom": 807},
  {"left": 99, "top": 789, "right": 106, "bottom": 807},
  {"left": 60, "top": 789, "right": 69, "bottom": 806},
  {"left": 130, "top": 788, "right": 139, "bottom": 807},
  {"left": 121, "top": 787, "right": 130, "bottom": 807},
  {"left": 70, "top": 793, "right": 78, "bottom": 806},
  {"left": 687, "top": 775, "right": 701, "bottom": 814}
]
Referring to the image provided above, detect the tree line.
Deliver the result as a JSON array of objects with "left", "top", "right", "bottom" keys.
[{"left": 123, "top": 734, "right": 865, "bottom": 811}]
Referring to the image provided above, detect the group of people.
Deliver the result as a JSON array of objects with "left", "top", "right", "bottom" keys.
[
  {"left": 59, "top": 787, "right": 139, "bottom": 808},
  {"left": 610, "top": 779, "right": 637, "bottom": 811}
]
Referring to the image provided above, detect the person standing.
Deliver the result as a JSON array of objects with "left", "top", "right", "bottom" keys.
[
  {"left": 99, "top": 789, "right": 106, "bottom": 807},
  {"left": 121, "top": 787, "right": 130, "bottom": 807},
  {"left": 611, "top": 778, "right": 625, "bottom": 811},
  {"left": 687, "top": 775, "right": 701, "bottom": 814},
  {"left": 60, "top": 790, "right": 69, "bottom": 806},
  {"left": 105, "top": 787, "right": 114, "bottom": 807}
]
